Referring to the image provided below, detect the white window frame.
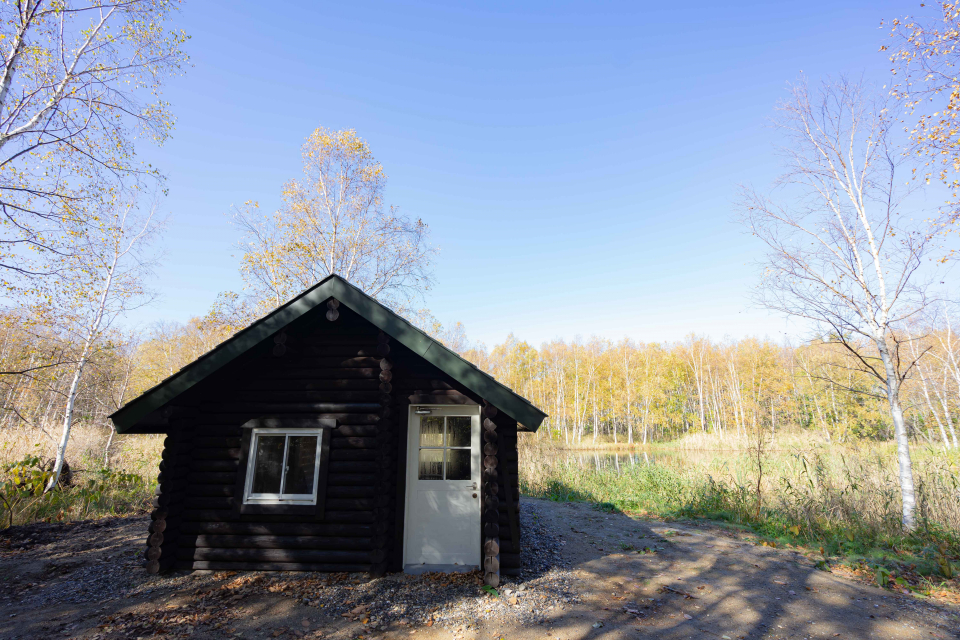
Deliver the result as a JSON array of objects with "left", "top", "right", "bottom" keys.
[{"left": 242, "top": 428, "right": 323, "bottom": 505}]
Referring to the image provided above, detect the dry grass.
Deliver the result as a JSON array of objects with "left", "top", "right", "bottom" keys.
[
  {"left": 519, "top": 434, "right": 960, "bottom": 574},
  {"left": 0, "top": 425, "right": 162, "bottom": 527}
]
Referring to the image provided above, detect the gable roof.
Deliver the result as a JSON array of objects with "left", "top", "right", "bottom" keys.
[{"left": 110, "top": 275, "right": 547, "bottom": 433}]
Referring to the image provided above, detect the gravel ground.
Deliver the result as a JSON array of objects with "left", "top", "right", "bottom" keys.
[{"left": 1, "top": 499, "right": 958, "bottom": 640}]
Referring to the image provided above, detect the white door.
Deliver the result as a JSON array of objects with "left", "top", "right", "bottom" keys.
[{"left": 403, "top": 405, "right": 481, "bottom": 573}]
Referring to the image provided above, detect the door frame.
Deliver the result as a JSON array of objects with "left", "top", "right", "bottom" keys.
[{"left": 402, "top": 403, "right": 482, "bottom": 572}]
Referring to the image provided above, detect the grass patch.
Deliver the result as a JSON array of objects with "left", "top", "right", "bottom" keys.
[
  {"left": 0, "top": 426, "right": 160, "bottom": 527},
  {"left": 0, "top": 454, "right": 154, "bottom": 527},
  {"left": 520, "top": 443, "right": 960, "bottom": 594}
]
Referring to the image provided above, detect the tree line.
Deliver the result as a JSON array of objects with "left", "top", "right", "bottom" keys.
[{"left": 3, "top": 311, "right": 960, "bottom": 452}]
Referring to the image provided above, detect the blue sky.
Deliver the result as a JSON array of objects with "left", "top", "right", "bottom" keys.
[{"left": 132, "top": 0, "right": 926, "bottom": 347}]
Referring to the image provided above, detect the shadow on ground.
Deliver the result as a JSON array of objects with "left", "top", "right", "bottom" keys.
[{"left": 0, "top": 497, "right": 958, "bottom": 640}]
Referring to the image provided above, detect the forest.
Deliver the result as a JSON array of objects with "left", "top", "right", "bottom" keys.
[{"left": 3, "top": 311, "right": 960, "bottom": 453}]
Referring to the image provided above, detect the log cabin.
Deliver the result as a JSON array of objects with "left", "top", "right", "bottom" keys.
[{"left": 109, "top": 275, "right": 547, "bottom": 587}]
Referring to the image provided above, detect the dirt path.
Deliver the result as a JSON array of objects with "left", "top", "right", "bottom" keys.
[{"left": 0, "top": 498, "right": 957, "bottom": 640}]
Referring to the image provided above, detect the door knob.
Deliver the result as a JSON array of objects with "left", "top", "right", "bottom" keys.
[{"left": 472, "top": 493, "right": 478, "bottom": 498}]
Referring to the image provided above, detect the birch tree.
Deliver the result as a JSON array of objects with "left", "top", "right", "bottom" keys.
[
  {"left": 234, "top": 128, "right": 436, "bottom": 313},
  {"left": 42, "top": 199, "right": 162, "bottom": 489},
  {"left": 739, "top": 78, "right": 946, "bottom": 530},
  {"left": 0, "top": 0, "right": 188, "bottom": 285}
]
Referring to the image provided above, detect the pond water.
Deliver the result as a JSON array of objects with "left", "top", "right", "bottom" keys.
[
  {"left": 538, "top": 449, "right": 691, "bottom": 472},
  {"left": 529, "top": 447, "right": 764, "bottom": 476}
]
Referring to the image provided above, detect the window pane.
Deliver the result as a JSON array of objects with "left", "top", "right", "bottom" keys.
[
  {"left": 446, "top": 448, "right": 471, "bottom": 480},
  {"left": 419, "top": 416, "right": 444, "bottom": 447},
  {"left": 284, "top": 435, "right": 318, "bottom": 495},
  {"left": 418, "top": 448, "right": 443, "bottom": 480},
  {"left": 252, "top": 435, "right": 285, "bottom": 494},
  {"left": 446, "top": 417, "right": 471, "bottom": 447}
]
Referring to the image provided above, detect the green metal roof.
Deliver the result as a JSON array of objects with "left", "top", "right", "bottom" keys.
[{"left": 109, "top": 275, "right": 547, "bottom": 433}]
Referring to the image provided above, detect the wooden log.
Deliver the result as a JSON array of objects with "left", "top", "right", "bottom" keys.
[
  {"left": 330, "top": 437, "right": 378, "bottom": 450},
  {"left": 189, "top": 460, "right": 239, "bottom": 472},
  {"left": 483, "top": 404, "right": 498, "bottom": 418},
  {"left": 499, "top": 552, "right": 520, "bottom": 568},
  {"left": 379, "top": 370, "right": 392, "bottom": 383},
  {"left": 333, "top": 425, "right": 378, "bottom": 437},
  {"left": 150, "top": 504, "right": 184, "bottom": 521},
  {"left": 245, "top": 379, "right": 379, "bottom": 391},
  {"left": 251, "top": 390, "right": 382, "bottom": 403},
  {"left": 191, "top": 448, "right": 241, "bottom": 460},
  {"left": 183, "top": 560, "right": 371, "bottom": 572},
  {"left": 152, "top": 494, "right": 172, "bottom": 508},
  {"left": 483, "top": 418, "right": 497, "bottom": 431},
  {"left": 157, "top": 467, "right": 188, "bottom": 482},
  {"left": 327, "top": 473, "right": 377, "bottom": 485},
  {"left": 393, "top": 379, "right": 455, "bottom": 390},
  {"left": 179, "top": 509, "right": 376, "bottom": 524},
  {"left": 328, "top": 461, "right": 379, "bottom": 473},
  {"left": 145, "top": 556, "right": 177, "bottom": 575},
  {"left": 498, "top": 539, "right": 522, "bottom": 554},
  {"left": 327, "top": 486, "right": 375, "bottom": 499},
  {"left": 191, "top": 485, "right": 234, "bottom": 497},
  {"left": 483, "top": 556, "right": 500, "bottom": 573},
  {"left": 192, "top": 437, "right": 242, "bottom": 448},
  {"left": 187, "top": 472, "right": 237, "bottom": 485},
  {"left": 177, "top": 547, "right": 372, "bottom": 563},
  {"left": 189, "top": 426, "right": 244, "bottom": 437},
  {"left": 262, "top": 368, "right": 380, "bottom": 380},
  {"left": 484, "top": 572, "right": 499, "bottom": 587},
  {"left": 407, "top": 394, "right": 474, "bottom": 405},
  {"left": 180, "top": 535, "right": 373, "bottom": 550},
  {"left": 329, "top": 449, "right": 379, "bottom": 461},
  {"left": 178, "top": 522, "right": 378, "bottom": 537},
  {"left": 325, "top": 499, "right": 375, "bottom": 511},
  {"left": 202, "top": 401, "right": 382, "bottom": 412},
  {"left": 158, "top": 479, "right": 189, "bottom": 494},
  {"left": 483, "top": 539, "right": 500, "bottom": 556}
]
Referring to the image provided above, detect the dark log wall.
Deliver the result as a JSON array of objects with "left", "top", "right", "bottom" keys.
[{"left": 145, "top": 299, "right": 522, "bottom": 575}]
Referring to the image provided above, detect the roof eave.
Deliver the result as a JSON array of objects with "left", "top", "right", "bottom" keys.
[{"left": 110, "top": 276, "right": 547, "bottom": 433}]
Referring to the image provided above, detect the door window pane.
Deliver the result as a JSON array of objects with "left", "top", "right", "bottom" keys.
[
  {"left": 446, "top": 448, "right": 471, "bottom": 480},
  {"left": 418, "top": 448, "right": 443, "bottom": 480},
  {"left": 446, "top": 417, "right": 471, "bottom": 447},
  {"left": 284, "top": 435, "right": 318, "bottom": 495},
  {"left": 252, "top": 435, "right": 285, "bottom": 494},
  {"left": 419, "top": 416, "right": 444, "bottom": 447}
]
